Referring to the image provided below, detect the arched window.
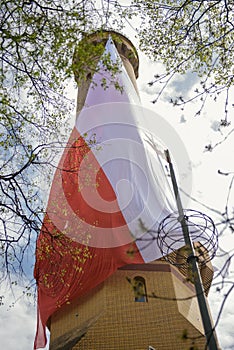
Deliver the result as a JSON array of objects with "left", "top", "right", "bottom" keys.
[{"left": 133, "top": 276, "right": 147, "bottom": 302}]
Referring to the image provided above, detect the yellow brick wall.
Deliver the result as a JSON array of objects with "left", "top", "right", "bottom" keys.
[{"left": 50, "top": 261, "right": 212, "bottom": 350}]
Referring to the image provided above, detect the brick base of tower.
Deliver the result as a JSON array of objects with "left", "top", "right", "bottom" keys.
[{"left": 49, "top": 260, "right": 218, "bottom": 350}]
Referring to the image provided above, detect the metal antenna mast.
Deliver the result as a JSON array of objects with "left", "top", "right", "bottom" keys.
[{"left": 164, "top": 149, "right": 218, "bottom": 350}]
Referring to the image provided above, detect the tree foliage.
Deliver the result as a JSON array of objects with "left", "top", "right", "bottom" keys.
[
  {"left": 131, "top": 0, "right": 234, "bottom": 121},
  {"left": 0, "top": 0, "right": 105, "bottom": 283}
]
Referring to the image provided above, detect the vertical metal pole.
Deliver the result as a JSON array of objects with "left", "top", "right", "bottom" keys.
[{"left": 165, "top": 150, "right": 218, "bottom": 350}]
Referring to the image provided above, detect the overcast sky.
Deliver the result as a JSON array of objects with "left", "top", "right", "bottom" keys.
[
  {"left": 0, "top": 31, "right": 233, "bottom": 350},
  {"left": 137, "top": 51, "right": 234, "bottom": 350}
]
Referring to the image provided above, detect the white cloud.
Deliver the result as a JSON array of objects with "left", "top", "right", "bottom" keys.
[
  {"left": 0, "top": 287, "right": 49, "bottom": 350},
  {"left": 168, "top": 71, "right": 200, "bottom": 98},
  {"left": 209, "top": 281, "right": 234, "bottom": 350}
]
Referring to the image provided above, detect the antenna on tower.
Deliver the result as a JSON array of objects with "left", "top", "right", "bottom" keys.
[{"left": 157, "top": 149, "right": 219, "bottom": 350}]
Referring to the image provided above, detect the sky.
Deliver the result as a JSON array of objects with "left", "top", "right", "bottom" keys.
[
  {"left": 0, "top": 23, "right": 234, "bottom": 350},
  {"left": 137, "top": 52, "right": 234, "bottom": 350}
]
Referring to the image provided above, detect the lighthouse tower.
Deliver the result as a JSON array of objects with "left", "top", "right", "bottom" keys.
[{"left": 41, "top": 31, "right": 217, "bottom": 350}]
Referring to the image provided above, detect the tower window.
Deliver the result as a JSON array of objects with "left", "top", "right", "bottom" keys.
[{"left": 133, "top": 276, "right": 147, "bottom": 302}]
